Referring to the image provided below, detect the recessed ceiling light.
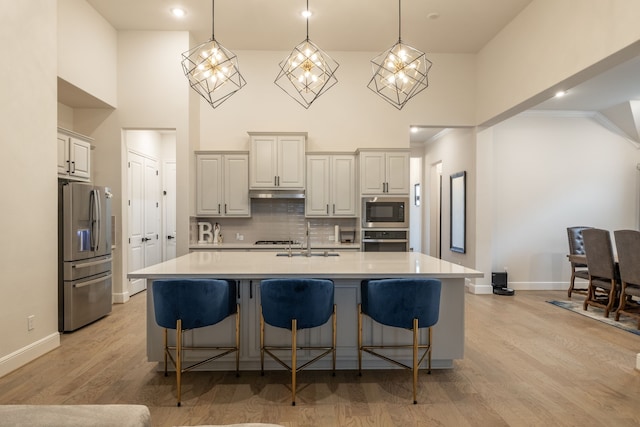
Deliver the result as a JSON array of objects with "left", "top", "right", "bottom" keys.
[
  {"left": 555, "top": 90, "right": 566, "bottom": 98},
  {"left": 411, "top": 127, "right": 419, "bottom": 133},
  {"left": 302, "top": 10, "right": 312, "bottom": 18},
  {"left": 171, "top": 8, "right": 186, "bottom": 18},
  {"left": 427, "top": 12, "right": 440, "bottom": 20}
]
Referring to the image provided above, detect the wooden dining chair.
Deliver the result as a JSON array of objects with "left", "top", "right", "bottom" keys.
[
  {"left": 582, "top": 228, "right": 620, "bottom": 317},
  {"left": 613, "top": 230, "right": 640, "bottom": 329},
  {"left": 566, "top": 226, "right": 592, "bottom": 298}
]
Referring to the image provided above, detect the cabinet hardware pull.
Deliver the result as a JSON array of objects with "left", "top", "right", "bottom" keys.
[
  {"left": 333, "top": 204, "right": 336, "bottom": 214},
  {"left": 71, "top": 161, "right": 76, "bottom": 174},
  {"left": 224, "top": 204, "right": 227, "bottom": 214},
  {"left": 326, "top": 204, "right": 329, "bottom": 214},
  {"left": 218, "top": 204, "right": 221, "bottom": 214}
]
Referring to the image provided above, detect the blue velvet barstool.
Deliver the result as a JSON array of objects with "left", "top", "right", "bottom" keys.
[
  {"left": 259, "top": 278, "right": 336, "bottom": 406},
  {"left": 358, "top": 278, "right": 441, "bottom": 404},
  {"left": 152, "top": 278, "right": 239, "bottom": 406}
]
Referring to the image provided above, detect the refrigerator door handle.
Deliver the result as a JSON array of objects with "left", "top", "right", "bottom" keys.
[
  {"left": 95, "top": 189, "right": 101, "bottom": 251},
  {"left": 72, "top": 257, "right": 113, "bottom": 269},
  {"left": 73, "top": 274, "right": 112, "bottom": 289}
]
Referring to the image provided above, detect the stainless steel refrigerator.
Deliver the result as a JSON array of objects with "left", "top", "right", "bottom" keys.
[{"left": 58, "top": 181, "right": 113, "bottom": 332}]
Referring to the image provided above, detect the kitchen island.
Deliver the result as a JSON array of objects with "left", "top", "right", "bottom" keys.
[{"left": 129, "top": 251, "right": 483, "bottom": 371}]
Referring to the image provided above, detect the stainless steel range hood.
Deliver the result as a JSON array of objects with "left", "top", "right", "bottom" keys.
[{"left": 249, "top": 189, "right": 305, "bottom": 199}]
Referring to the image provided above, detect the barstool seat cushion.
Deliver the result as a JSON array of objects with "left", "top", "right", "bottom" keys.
[
  {"left": 361, "top": 278, "right": 441, "bottom": 329},
  {"left": 260, "top": 278, "right": 334, "bottom": 330},
  {"left": 153, "top": 279, "right": 237, "bottom": 330}
]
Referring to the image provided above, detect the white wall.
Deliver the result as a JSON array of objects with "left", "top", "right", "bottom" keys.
[
  {"left": 196, "top": 52, "right": 477, "bottom": 152},
  {"left": 57, "top": 0, "right": 117, "bottom": 107},
  {"left": 483, "top": 113, "right": 640, "bottom": 290},
  {"left": 0, "top": 1, "right": 60, "bottom": 377},
  {"left": 477, "top": 0, "right": 640, "bottom": 126},
  {"left": 423, "top": 128, "right": 477, "bottom": 268}
]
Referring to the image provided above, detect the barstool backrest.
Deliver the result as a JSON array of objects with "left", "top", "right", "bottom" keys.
[
  {"left": 362, "top": 278, "right": 441, "bottom": 329},
  {"left": 260, "top": 278, "right": 334, "bottom": 330},
  {"left": 152, "top": 279, "right": 237, "bottom": 330}
]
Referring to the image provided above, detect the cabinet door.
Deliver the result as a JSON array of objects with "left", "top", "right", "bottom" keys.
[
  {"left": 250, "top": 135, "right": 278, "bottom": 188},
  {"left": 196, "top": 154, "right": 223, "bottom": 215},
  {"left": 277, "top": 135, "right": 305, "bottom": 188},
  {"left": 224, "top": 154, "right": 250, "bottom": 216},
  {"left": 385, "top": 152, "right": 409, "bottom": 194},
  {"left": 57, "top": 134, "right": 69, "bottom": 175},
  {"left": 69, "top": 137, "right": 91, "bottom": 180},
  {"left": 359, "top": 152, "right": 386, "bottom": 194},
  {"left": 306, "top": 155, "right": 331, "bottom": 216},
  {"left": 331, "top": 155, "right": 356, "bottom": 216}
]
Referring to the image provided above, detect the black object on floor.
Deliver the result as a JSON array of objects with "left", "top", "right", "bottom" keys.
[
  {"left": 493, "top": 287, "right": 515, "bottom": 296},
  {"left": 491, "top": 271, "right": 515, "bottom": 296}
]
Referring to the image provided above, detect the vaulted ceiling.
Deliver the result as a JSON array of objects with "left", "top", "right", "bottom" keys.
[{"left": 81, "top": 0, "right": 640, "bottom": 144}]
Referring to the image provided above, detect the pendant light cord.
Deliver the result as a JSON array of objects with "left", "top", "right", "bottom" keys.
[
  {"left": 211, "top": 0, "right": 215, "bottom": 40},
  {"left": 306, "top": 0, "right": 310, "bottom": 41},
  {"left": 398, "top": 0, "right": 402, "bottom": 43}
]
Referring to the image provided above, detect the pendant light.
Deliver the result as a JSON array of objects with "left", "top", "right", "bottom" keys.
[
  {"left": 181, "top": 0, "right": 246, "bottom": 109},
  {"left": 275, "top": 0, "right": 339, "bottom": 109},
  {"left": 368, "top": 0, "right": 432, "bottom": 110}
]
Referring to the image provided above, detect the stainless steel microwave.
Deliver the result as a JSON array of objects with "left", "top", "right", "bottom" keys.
[{"left": 361, "top": 197, "right": 409, "bottom": 228}]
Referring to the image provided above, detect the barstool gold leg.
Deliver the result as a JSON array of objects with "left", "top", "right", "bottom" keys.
[
  {"left": 428, "top": 327, "right": 432, "bottom": 374},
  {"left": 357, "top": 303, "right": 362, "bottom": 376},
  {"left": 291, "top": 318, "right": 297, "bottom": 406},
  {"left": 163, "top": 328, "right": 168, "bottom": 377},
  {"left": 176, "top": 319, "right": 182, "bottom": 407},
  {"left": 235, "top": 304, "right": 240, "bottom": 377},
  {"left": 260, "top": 311, "right": 265, "bottom": 376},
  {"left": 332, "top": 304, "right": 337, "bottom": 376},
  {"left": 413, "top": 318, "right": 418, "bottom": 404}
]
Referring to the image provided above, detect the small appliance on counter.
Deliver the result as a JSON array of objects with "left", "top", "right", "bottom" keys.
[{"left": 340, "top": 228, "right": 356, "bottom": 243}]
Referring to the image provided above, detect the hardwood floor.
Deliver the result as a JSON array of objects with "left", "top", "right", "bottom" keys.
[{"left": 1, "top": 290, "right": 639, "bottom": 426}]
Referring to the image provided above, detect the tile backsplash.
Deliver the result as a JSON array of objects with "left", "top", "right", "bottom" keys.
[{"left": 190, "top": 199, "right": 358, "bottom": 244}]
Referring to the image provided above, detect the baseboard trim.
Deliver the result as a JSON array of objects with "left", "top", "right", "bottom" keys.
[
  {"left": 508, "top": 282, "right": 567, "bottom": 291},
  {"left": 466, "top": 282, "right": 493, "bottom": 295},
  {"left": 112, "top": 291, "right": 130, "bottom": 304},
  {"left": 0, "top": 333, "right": 60, "bottom": 378}
]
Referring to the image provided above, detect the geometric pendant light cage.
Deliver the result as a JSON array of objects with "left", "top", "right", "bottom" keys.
[
  {"left": 181, "top": 0, "right": 247, "bottom": 108},
  {"left": 275, "top": 0, "right": 339, "bottom": 109},
  {"left": 368, "top": 0, "right": 432, "bottom": 110}
]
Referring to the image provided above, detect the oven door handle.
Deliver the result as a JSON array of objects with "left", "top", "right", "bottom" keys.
[{"left": 362, "top": 239, "right": 408, "bottom": 243}]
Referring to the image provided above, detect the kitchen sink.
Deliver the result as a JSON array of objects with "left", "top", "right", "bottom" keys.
[{"left": 276, "top": 251, "right": 340, "bottom": 257}]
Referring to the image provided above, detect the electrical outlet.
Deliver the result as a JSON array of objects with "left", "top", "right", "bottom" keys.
[{"left": 27, "top": 315, "right": 35, "bottom": 331}]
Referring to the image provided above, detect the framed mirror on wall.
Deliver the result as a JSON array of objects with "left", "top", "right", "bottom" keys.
[{"left": 450, "top": 171, "right": 466, "bottom": 253}]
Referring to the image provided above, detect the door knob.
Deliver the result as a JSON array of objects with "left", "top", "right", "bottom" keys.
[{"left": 167, "top": 235, "right": 175, "bottom": 240}]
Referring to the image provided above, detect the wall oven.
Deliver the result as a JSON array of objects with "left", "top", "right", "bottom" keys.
[
  {"left": 361, "top": 196, "right": 409, "bottom": 228},
  {"left": 362, "top": 229, "right": 409, "bottom": 252}
]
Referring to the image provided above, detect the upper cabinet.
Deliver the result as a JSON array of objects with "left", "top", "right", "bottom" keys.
[
  {"left": 58, "top": 128, "right": 91, "bottom": 181},
  {"left": 306, "top": 154, "right": 356, "bottom": 217},
  {"left": 196, "top": 152, "right": 250, "bottom": 217},
  {"left": 249, "top": 133, "right": 306, "bottom": 189},
  {"left": 358, "top": 150, "right": 409, "bottom": 195}
]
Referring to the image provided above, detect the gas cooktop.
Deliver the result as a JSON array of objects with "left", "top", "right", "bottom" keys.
[{"left": 254, "top": 240, "right": 299, "bottom": 245}]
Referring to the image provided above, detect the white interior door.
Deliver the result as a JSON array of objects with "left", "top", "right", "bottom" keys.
[
  {"left": 128, "top": 150, "right": 160, "bottom": 296},
  {"left": 163, "top": 161, "right": 177, "bottom": 260}
]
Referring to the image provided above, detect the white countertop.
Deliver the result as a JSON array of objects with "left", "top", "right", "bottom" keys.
[
  {"left": 129, "top": 251, "right": 483, "bottom": 280},
  {"left": 189, "top": 242, "right": 361, "bottom": 250}
]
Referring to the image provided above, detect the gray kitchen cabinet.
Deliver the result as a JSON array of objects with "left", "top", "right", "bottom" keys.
[
  {"left": 248, "top": 132, "right": 306, "bottom": 189},
  {"left": 58, "top": 128, "right": 91, "bottom": 181},
  {"left": 196, "top": 152, "right": 250, "bottom": 217},
  {"left": 358, "top": 149, "right": 409, "bottom": 195},
  {"left": 306, "top": 154, "right": 356, "bottom": 217}
]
